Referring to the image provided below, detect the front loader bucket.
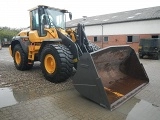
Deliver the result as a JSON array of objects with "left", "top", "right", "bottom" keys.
[{"left": 72, "top": 45, "right": 149, "bottom": 110}]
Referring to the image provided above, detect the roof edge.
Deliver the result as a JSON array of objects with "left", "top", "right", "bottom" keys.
[{"left": 66, "top": 18, "right": 160, "bottom": 28}]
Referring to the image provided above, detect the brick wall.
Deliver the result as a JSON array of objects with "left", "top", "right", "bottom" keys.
[{"left": 87, "top": 34, "right": 159, "bottom": 52}]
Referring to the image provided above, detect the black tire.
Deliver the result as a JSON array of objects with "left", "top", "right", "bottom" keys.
[
  {"left": 13, "top": 44, "right": 33, "bottom": 70},
  {"left": 89, "top": 42, "right": 100, "bottom": 52},
  {"left": 154, "top": 53, "right": 159, "bottom": 60},
  {"left": 40, "top": 44, "right": 74, "bottom": 83}
]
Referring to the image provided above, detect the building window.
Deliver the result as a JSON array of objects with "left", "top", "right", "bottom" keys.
[
  {"left": 152, "top": 35, "right": 159, "bottom": 38},
  {"left": 94, "top": 37, "right": 97, "bottom": 42},
  {"left": 104, "top": 36, "right": 108, "bottom": 42},
  {"left": 127, "top": 36, "right": 133, "bottom": 42}
]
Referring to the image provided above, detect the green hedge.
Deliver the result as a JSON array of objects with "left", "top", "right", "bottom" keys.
[{"left": 0, "top": 27, "right": 21, "bottom": 43}]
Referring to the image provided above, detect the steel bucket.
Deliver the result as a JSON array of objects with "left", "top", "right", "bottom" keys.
[{"left": 72, "top": 45, "right": 149, "bottom": 110}]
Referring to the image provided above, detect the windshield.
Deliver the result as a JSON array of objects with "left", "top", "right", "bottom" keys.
[{"left": 44, "top": 8, "right": 65, "bottom": 29}]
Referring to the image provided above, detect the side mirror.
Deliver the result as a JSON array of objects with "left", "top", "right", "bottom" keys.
[{"left": 69, "top": 12, "right": 72, "bottom": 20}]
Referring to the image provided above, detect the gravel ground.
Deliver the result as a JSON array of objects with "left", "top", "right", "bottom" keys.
[
  {"left": 1, "top": 47, "right": 160, "bottom": 120},
  {"left": 0, "top": 47, "right": 74, "bottom": 102}
]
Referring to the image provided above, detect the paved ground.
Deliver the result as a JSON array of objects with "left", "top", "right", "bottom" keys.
[{"left": 0, "top": 47, "right": 160, "bottom": 120}]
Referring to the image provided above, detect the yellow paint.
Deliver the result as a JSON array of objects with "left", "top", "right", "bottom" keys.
[
  {"left": 17, "top": 28, "right": 30, "bottom": 37},
  {"left": 104, "top": 87, "right": 124, "bottom": 97},
  {"left": 15, "top": 51, "right": 21, "bottom": 65},
  {"left": 29, "top": 31, "right": 41, "bottom": 42},
  {"left": 28, "top": 44, "right": 40, "bottom": 61},
  {"left": 28, "top": 28, "right": 60, "bottom": 43},
  {"left": 44, "top": 28, "right": 59, "bottom": 39},
  {"left": 138, "top": 46, "right": 142, "bottom": 49},
  {"left": 66, "top": 28, "right": 76, "bottom": 42},
  {"left": 58, "top": 28, "right": 68, "bottom": 36},
  {"left": 44, "top": 54, "right": 56, "bottom": 74},
  {"left": 73, "top": 58, "right": 78, "bottom": 63},
  {"left": 28, "top": 28, "right": 60, "bottom": 61}
]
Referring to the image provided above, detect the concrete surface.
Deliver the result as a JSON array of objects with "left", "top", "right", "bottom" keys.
[{"left": 0, "top": 47, "right": 160, "bottom": 120}]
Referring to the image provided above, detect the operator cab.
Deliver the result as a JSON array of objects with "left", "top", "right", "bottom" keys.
[{"left": 29, "top": 5, "right": 72, "bottom": 37}]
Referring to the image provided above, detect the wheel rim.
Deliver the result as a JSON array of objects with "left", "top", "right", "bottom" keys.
[
  {"left": 44, "top": 54, "right": 56, "bottom": 74},
  {"left": 15, "top": 51, "right": 21, "bottom": 65}
]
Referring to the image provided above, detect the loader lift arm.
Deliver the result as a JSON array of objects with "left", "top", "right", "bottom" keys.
[{"left": 75, "top": 23, "right": 93, "bottom": 54}]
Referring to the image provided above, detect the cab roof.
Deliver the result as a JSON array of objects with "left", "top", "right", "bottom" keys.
[{"left": 28, "top": 5, "right": 68, "bottom": 13}]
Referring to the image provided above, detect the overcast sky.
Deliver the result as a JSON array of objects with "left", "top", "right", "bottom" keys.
[{"left": 0, "top": 0, "right": 159, "bottom": 28}]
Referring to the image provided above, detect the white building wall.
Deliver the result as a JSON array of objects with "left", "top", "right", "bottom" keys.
[{"left": 85, "top": 20, "right": 160, "bottom": 36}]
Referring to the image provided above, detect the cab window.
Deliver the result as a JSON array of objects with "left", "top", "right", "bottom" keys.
[{"left": 31, "top": 9, "right": 39, "bottom": 30}]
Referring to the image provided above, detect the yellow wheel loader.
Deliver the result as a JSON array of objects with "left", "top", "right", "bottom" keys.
[{"left": 9, "top": 5, "right": 149, "bottom": 110}]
